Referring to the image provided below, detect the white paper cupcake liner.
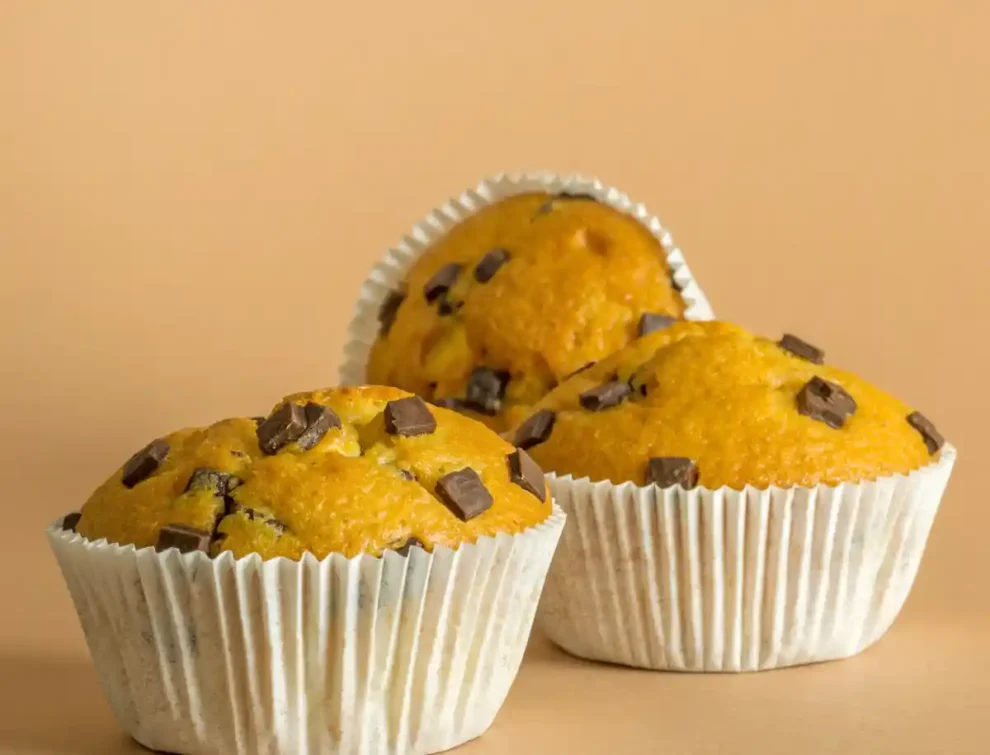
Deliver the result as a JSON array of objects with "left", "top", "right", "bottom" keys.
[
  {"left": 48, "top": 506, "right": 565, "bottom": 755},
  {"left": 339, "top": 171, "right": 715, "bottom": 386},
  {"left": 537, "top": 447, "right": 956, "bottom": 672}
]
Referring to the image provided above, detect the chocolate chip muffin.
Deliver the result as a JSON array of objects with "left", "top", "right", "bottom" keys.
[
  {"left": 73, "top": 385, "right": 550, "bottom": 560},
  {"left": 526, "top": 320, "right": 955, "bottom": 672},
  {"left": 513, "top": 320, "right": 944, "bottom": 490},
  {"left": 365, "top": 191, "right": 688, "bottom": 431}
]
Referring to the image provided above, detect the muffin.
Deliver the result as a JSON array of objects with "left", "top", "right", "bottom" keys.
[
  {"left": 341, "top": 172, "right": 714, "bottom": 432},
  {"left": 512, "top": 321, "right": 955, "bottom": 672},
  {"left": 49, "top": 385, "right": 564, "bottom": 755}
]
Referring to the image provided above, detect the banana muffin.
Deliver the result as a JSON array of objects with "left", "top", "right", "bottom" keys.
[
  {"left": 72, "top": 385, "right": 550, "bottom": 559},
  {"left": 512, "top": 320, "right": 944, "bottom": 490},
  {"left": 365, "top": 191, "right": 687, "bottom": 431}
]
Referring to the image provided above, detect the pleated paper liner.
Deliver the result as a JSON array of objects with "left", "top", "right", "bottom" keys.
[
  {"left": 537, "top": 446, "right": 956, "bottom": 673},
  {"left": 48, "top": 505, "right": 565, "bottom": 755},
  {"left": 339, "top": 171, "right": 716, "bottom": 386}
]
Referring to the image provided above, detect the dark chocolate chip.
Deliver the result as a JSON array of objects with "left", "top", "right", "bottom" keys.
[
  {"left": 155, "top": 524, "right": 211, "bottom": 554},
  {"left": 229, "top": 504, "right": 288, "bottom": 534},
  {"left": 122, "top": 438, "right": 170, "bottom": 488},
  {"left": 645, "top": 457, "right": 699, "bottom": 489},
  {"left": 796, "top": 377, "right": 857, "bottom": 429},
  {"left": 779, "top": 334, "right": 825, "bottom": 365},
  {"left": 62, "top": 512, "right": 82, "bottom": 532},
  {"left": 297, "top": 402, "right": 342, "bottom": 450},
  {"left": 474, "top": 248, "right": 511, "bottom": 283},
  {"left": 638, "top": 313, "right": 676, "bottom": 337},
  {"left": 185, "top": 468, "right": 242, "bottom": 496},
  {"left": 907, "top": 411, "right": 944, "bottom": 455},
  {"left": 557, "top": 191, "right": 598, "bottom": 201},
  {"left": 395, "top": 537, "right": 425, "bottom": 556},
  {"left": 435, "top": 468, "right": 493, "bottom": 521},
  {"left": 465, "top": 367, "right": 510, "bottom": 416},
  {"left": 564, "top": 361, "right": 597, "bottom": 380},
  {"left": 431, "top": 397, "right": 466, "bottom": 411},
  {"left": 437, "top": 296, "right": 464, "bottom": 316},
  {"left": 384, "top": 396, "right": 437, "bottom": 437},
  {"left": 424, "top": 263, "right": 462, "bottom": 303},
  {"left": 378, "top": 290, "right": 406, "bottom": 336},
  {"left": 257, "top": 403, "right": 307, "bottom": 455},
  {"left": 579, "top": 380, "right": 632, "bottom": 411},
  {"left": 514, "top": 409, "right": 556, "bottom": 450},
  {"left": 508, "top": 449, "right": 546, "bottom": 502}
]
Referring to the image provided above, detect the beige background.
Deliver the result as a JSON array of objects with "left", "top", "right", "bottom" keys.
[{"left": 1, "top": 1, "right": 988, "bottom": 753}]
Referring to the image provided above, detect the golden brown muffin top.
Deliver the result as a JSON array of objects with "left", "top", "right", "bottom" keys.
[
  {"left": 74, "top": 386, "right": 550, "bottom": 559},
  {"left": 366, "top": 192, "right": 685, "bottom": 431},
  {"left": 510, "top": 321, "right": 945, "bottom": 490}
]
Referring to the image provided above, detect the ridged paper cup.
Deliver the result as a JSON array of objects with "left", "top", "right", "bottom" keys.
[
  {"left": 537, "top": 447, "right": 956, "bottom": 672},
  {"left": 48, "top": 506, "right": 565, "bottom": 755},
  {"left": 339, "top": 171, "right": 715, "bottom": 386}
]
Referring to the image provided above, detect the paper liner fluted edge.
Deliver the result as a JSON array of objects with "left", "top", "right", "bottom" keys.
[
  {"left": 48, "top": 505, "right": 565, "bottom": 755},
  {"left": 536, "top": 447, "right": 956, "bottom": 672},
  {"left": 339, "top": 171, "right": 715, "bottom": 386}
]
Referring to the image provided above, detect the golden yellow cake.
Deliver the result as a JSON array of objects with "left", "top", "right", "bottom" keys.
[
  {"left": 366, "top": 192, "right": 685, "bottom": 431},
  {"left": 509, "top": 321, "right": 944, "bottom": 490},
  {"left": 73, "top": 385, "right": 550, "bottom": 559}
]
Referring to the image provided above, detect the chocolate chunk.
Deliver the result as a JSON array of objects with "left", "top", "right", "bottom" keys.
[
  {"left": 579, "top": 380, "right": 632, "bottom": 411},
  {"left": 437, "top": 296, "right": 463, "bottom": 316},
  {"left": 185, "top": 468, "right": 242, "bottom": 496},
  {"left": 465, "top": 367, "right": 510, "bottom": 415},
  {"left": 474, "top": 248, "right": 511, "bottom": 283},
  {"left": 431, "top": 397, "right": 465, "bottom": 411},
  {"left": 424, "top": 263, "right": 462, "bottom": 303},
  {"left": 384, "top": 396, "right": 437, "bottom": 437},
  {"left": 62, "top": 512, "right": 82, "bottom": 532},
  {"left": 395, "top": 537, "right": 424, "bottom": 556},
  {"left": 435, "top": 468, "right": 493, "bottom": 521},
  {"left": 796, "top": 377, "right": 857, "bottom": 429},
  {"left": 257, "top": 403, "right": 307, "bottom": 455},
  {"left": 378, "top": 290, "right": 406, "bottom": 336},
  {"left": 297, "top": 402, "right": 342, "bottom": 450},
  {"left": 907, "top": 411, "right": 944, "bottom": 455},
  {"left": 229, "top": 504, "right": 288, "bottom": 534},
  {"left": 645, "top": 457, "right": 699, "bottom": 489},
  {"left": 638, "top": 313, "right": 676, "bottom": 337},
  {"left": 514, "top": 409, "right": 556, "bottom": 450},
  {"left": 564, "top": 361, "right": 597, "bottom": 380},
  {"left": 121, "top": 439, "right": 170, "bottom": 488},
  {"left": 155, "top": 524, "right": 211, "bottom": 554},
  {"left": 779, "top": 334, "right": 825, "bottom": 365},
  {"left": 508, "top": 449, "right": 546, "bottom": 502}
]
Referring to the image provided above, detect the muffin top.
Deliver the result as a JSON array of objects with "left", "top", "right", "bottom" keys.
[
  {"left": 510, "top": 321, "right": 945, "bottom": 490},
  {"left": 366, "top": 192, "right": 685, "bottom": 431},
  {"left": 74, "top": 386, "right": 551, "bottom": 560}
]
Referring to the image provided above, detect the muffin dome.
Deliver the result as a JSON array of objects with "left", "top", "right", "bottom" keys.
[
  {"left": 75, "top": 385, "right": 550, "bottom": 559},
  {"left": 510, "top": 321, "right": 944, "bottom": 490},
  {"left": 365, "top": 192, "right": 686, "bottom": 430}
]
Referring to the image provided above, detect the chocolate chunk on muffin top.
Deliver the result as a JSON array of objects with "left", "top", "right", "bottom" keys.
[
  {"left": 74, "top": 386, "right": 550, "bottom": 560},
  {"left": 366, "top": 192, "right": 685, "bottom": 431},
  {"left": 510, "top": 321, "right": 944, "bottom": 490}
]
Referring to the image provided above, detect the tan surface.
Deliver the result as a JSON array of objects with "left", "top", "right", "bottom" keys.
[{"left": 0, "top": 1, "right": 987, "bottom": 753}]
